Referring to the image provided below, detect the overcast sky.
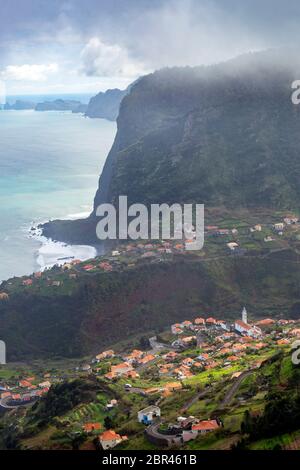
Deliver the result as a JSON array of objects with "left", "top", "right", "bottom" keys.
[{"left": 0, "top": 0, "right": 299, "bottom": 95}]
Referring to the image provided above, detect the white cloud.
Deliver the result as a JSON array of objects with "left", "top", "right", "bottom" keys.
[
  {"left": 80, "top": 37, "right": 146, "bottom": 78},
  {"left": 0, "top": 63, "right": 59, "bottom": 82}
]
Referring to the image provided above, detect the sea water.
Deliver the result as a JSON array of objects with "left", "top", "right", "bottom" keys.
[{"left": 0, "top": 109, "right": 116, "bottom": 282}]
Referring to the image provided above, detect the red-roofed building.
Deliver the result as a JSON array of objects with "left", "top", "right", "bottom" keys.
[
  {"left": 83, "top": 264, "right": 95, "bottom": 271},
  {"left": 98, "top": 430, "right": 128, "bottom": 450},
  {"left": 256, "top": 319, "right": 275, "bottom": 326},
  {"left": 83, "top": 422, "right": 102, "bottom": 433},
  {"left": 191, "top": 419, "right": 220, "bottom": 434},
  {"left": 194, "top": 317, "right": 205, "bottom": 325}
]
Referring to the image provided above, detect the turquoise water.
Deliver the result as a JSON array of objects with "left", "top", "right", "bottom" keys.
[{"left": 0, "top": 110, "right": 116, "bottom": 281}]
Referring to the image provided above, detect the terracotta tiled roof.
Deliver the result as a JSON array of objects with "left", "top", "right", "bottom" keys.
[{"left": 192, "top": 420, "right": 219, "bottom": 431}]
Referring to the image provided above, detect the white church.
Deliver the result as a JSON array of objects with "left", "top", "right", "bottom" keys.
[{"left": 234, "top": 307, "right": 262, "bottom": 338}]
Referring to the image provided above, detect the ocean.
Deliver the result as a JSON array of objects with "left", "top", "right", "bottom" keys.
[{"left": 0, "top": 109, "right": 116, "bottom": 282}]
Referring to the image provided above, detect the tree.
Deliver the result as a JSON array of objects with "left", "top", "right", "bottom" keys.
[{"left": 104, "top": 416, "right": 113, "bottom": 430}]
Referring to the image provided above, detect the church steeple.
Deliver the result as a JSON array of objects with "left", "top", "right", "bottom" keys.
[{"left": 242, "top": 307, "right": 248, "bottom": 324}]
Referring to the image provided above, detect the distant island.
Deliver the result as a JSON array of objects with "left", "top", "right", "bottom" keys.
[
  {"left": 3, "top": 86, "right": 129, "bottom": 121},
  {"left": 35, "top": 99, "right": 87, "bottom": 113}
]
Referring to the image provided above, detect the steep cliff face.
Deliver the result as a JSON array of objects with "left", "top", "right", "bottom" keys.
[
  {"left": 92, "top": 50, "right": 300, "bottom": 213},
  {"left": 42, "top": 49, "right": 300, "bottom": 245}
]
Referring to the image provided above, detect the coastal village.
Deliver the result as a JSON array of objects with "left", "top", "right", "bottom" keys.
[
  {"left": 1, "top": 305, "right": 300, "bottom": 450},
  {"left": 0, "top": 212, "right": 299, "bottom": 298}
]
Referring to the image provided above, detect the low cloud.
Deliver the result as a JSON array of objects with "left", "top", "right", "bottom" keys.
[
  {"left": 80, "top": 37, "right": 146, "bottom": 79},
  {"left": 0, "top": 63, "right": 58, "bottom": 82}
]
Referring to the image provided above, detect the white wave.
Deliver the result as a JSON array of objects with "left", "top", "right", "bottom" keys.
[{"left": 36, "top": 238, "right": 96, "bottom": 270}]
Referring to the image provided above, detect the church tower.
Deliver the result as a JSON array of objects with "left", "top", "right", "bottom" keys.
[{"left": 242, "top": 307, "right": 248, "bottom": 324}]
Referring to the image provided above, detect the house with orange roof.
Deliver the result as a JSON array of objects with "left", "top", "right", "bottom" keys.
[
  {"left": 163, "top": 382, "right": 182, "bottom": 392},
  {"left": 256, "top": 318, "right": 275, "bottom": 326},
  {"left": 240, "top": 336, "right": 254, "bottom": 343},
  {"left": 104, "top": 372, "right": 116, "bottom": 380},
  {"left": 96, "top": 350, "right": 115, "bottom": 361},
  {"left": 217, "top": 348, "right": 232, "bottom": 356},
  {"left": 194, "top": 317, "right": 205, "bottom": 325},
  {"left": 232, "top": 343, "right": 247, "bottom": 353},
  {"left": 171, "top": 324, "right": 183, "bottom": 335},
  {"left": 19, "top": 380, "right": 32, "bottom": 388},
  {"left": 111, "top": 362, "right": 133, "bottom": 377},
  {"left": 253, "top": 342, "right": 267, "bottom": 350},
  {"left": 227, "top": 355, "right": 240, "bottom": 362},
  {"left": 277, "top": 338, "right": 290, "bottom": 345},
  {"left": 191, "top": 419, "right": 220, "bottom": 434},
  {"left": 174, "top": 365, "right": 193, "bottom": 379},
  {"left": 83, "top": 264, "right": 95, "bottom": 271},
  {"left": 163, "top": 351, "right": 178, "bottom": 361},
  {"left": 138, "top": 354, "right": 155, "bottom": 365},
  {"left": 193, "top": 362, "right": 203, "bottom": 369},
  {"left": 289, "top": 328, "right": 300, "bottom": 337},
  {"left": 124, "top": 349, "right": 144, "bottom": 363},
  {"left": 204, "top": 361, "right": 219, "bottom": 370},
  {"left": 206, "top": 317, "right": 216, "bottom": 325},
  {"left": 11, "top": 394, "right": 21, "bottom": 400},
  {"left": 125, "top": 370, "right": 140, "bottom": 379},
  {"left": 1, "top": 392, "right": 11, "bottom": 399},
  {"left": 98, "top": 430, "right": 128, "bottom": 450},
  {"left": 38, "top": 381, "right": 51, "bottom": 389},
  {"left": 182, "top": 357, "right": 195, "bottom": 367},
  {"left": 181, "top": 336, "right": 196, "bottom": 344},
  {"left": 83, "top": 422, "right": 102, "bottom": 433},
  {"left": 22, "top": 279, "right": 33, "bottom": 286}
]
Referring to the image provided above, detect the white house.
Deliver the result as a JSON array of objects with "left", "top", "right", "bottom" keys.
[
  {"left": 98, "top": 430, "right": 127, "bottom": 450},
  {"left": 138, "top": 406, "right": 161, "bottom": 425}
]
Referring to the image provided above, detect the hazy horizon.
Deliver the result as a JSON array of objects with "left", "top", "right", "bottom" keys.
[{"left": 2, "top": 0, "right": 300, "bottom": 96}]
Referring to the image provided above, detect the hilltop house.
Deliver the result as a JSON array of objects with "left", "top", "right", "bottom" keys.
[
  {"left": 98, "top": 430, "right": 128, "bottom": 450},
  {"left": 138, "top": 406, "right": 161, "bottom": 425}
]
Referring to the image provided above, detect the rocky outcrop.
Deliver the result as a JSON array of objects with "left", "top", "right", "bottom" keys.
[{"left": 85, "top": 88, "right": 128, "bottom": 121}]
